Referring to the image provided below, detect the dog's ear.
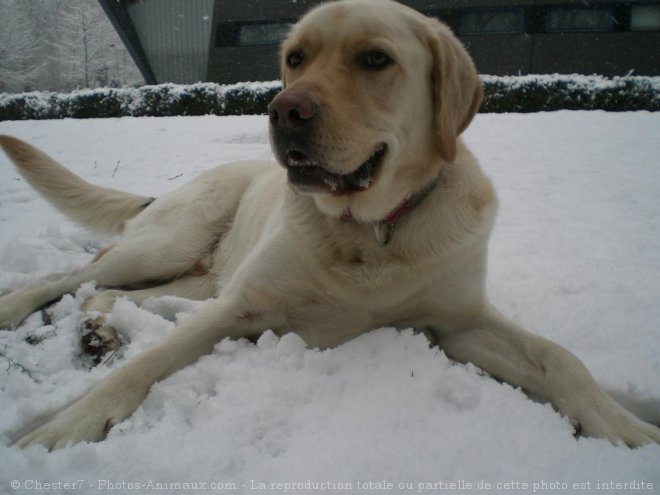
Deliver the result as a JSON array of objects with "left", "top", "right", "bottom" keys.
[{"left": 426, "top": 20, "right": 482, "bottom": 163}]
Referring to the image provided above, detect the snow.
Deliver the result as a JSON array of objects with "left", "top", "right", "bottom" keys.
[{"left": 0, "top": 112, "right": 659, "bottom": 494}]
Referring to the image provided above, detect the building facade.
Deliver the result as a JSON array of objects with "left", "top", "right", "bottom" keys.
[{"left": 99, "top": 0, "right": 660, "bottom": 85}]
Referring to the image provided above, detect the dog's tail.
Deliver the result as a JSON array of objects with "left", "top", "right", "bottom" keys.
[{"left": 0, "top": 135, "right": 154, "bottom": 235}]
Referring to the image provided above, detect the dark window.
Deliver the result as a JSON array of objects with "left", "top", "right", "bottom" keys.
[
  {"left": 545, "top": 7, "right": 615, "bottom": 33},
  {"left": 459, "top": 8, "right": 524, "bottom": 35},
  {"left": 215, "top": 23, "right": 240, "bottom": 47},
  {"left": 423, "top": 9, "right": 460, "bottom": 33},
  {"left": 215, "top": 21, "right": 292, "bottom": 47},
  {"left": 238, "top": 22, "right": 292, "bottom": 46},
  {"left": 630, "top": 5, "right": 660, "bottom": 31}
]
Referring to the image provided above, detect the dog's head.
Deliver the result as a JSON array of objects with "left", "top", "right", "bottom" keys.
[{"left": 268, "top": 0, "right": 482, "bottom": 222}]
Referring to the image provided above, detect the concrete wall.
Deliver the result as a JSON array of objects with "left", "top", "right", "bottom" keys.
[
  {"left": 127, "top": 0, "right": 214, "bottom": 83},
  {"left": 207, "top": 0, "right": 659, "bottom": 83}
]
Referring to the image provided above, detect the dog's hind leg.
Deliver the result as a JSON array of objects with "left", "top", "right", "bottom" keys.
[
  {"left": 80, "top": 273, "right": 218, "bottom": 362},
  {"left": 0, "top": 235, "right": 211, "bottom": 329}
]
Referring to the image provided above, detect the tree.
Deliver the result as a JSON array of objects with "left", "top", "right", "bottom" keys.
[
  {"left": 50, "top": 0, "right": 118, "bottom": 88},
  {"left": 0, "top": 1, "right": 42, "bottom": 92},
  {"left": 0, "top": 0, "right": 143, "bottom": 92}
]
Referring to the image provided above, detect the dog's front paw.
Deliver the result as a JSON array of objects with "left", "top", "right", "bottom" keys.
[
  {"left": 574, "top": 398, "right": 660, "bottom": 447},
  {"left": 15, "top": 399, "right": 116, "bottom": 451},
  {"left": 15, "top": 365, "right": 147, "bottom": 450}
]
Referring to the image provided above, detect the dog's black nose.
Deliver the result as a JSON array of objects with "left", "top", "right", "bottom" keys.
[{"left": 268, "top": 89, "right": 318, "bottom": 130}]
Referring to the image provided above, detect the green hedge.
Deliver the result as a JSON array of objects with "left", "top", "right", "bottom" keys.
[
  {"left": 481, "top": 75, "right": 659, "bottom": 113},
  {"left": 1, "top": 76, "right": 658, "bottom": 121},
  {"left": 0, "top": 82, "right": 282, "bottom": 120}
]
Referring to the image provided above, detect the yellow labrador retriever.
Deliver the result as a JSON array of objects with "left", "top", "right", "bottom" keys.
[{"left": 1, "top": 0, "right": 659, "bottom": 450}]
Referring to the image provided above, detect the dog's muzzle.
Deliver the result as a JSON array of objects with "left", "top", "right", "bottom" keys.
[{"left": 268, "top": 90, "right": 386, "bottom": 195}]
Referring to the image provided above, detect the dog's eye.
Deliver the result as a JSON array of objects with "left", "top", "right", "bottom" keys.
[
  {"left": 286, "top": 51, "right": 305, "bottom": 69},
  {"left": 361, "top": 50, "right": 393, "bottom": 70}
]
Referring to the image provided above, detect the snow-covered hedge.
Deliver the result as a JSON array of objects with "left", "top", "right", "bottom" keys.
[
  {"left": 0, "top": 82, "right": 282, "bottom": 121},
  {"left": 1, "top": 75, "right": 658, "bottom": 120},
  {"left": 481, "top": 74, "right": 660, "bottom": 113}
]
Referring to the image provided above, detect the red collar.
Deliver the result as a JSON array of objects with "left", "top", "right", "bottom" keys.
[{"left": 341, "top": 176, "right": 439, "bottom": 246}]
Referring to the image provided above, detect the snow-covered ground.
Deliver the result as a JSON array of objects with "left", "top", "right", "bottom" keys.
[{"left": 0, "top": 112, "right": 658, "bottom": 494}]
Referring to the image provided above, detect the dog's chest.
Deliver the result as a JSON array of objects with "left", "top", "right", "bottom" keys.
[
  {"left": 327, "top": 251, "right": 413, "bottom": 289},
  {"left": 280, "top": 252, "right": 446, "bottom": 347},
  {"left": 316, "top": 242, "right": 442, "bottom": 311}
]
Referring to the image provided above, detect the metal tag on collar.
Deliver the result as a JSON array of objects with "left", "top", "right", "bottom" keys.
[{"left": 373, "top": 220, "right": 395, "bottom": 246}]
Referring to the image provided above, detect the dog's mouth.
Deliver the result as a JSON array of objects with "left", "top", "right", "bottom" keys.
[{"left": 285, "top": 145, "right": 387, "bottom": 195}]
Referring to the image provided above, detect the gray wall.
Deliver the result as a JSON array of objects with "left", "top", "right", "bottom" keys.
[
  {"left": 207, "top": 0, "right": 659, "bottom": 83},
  {"left": 127, "top": 0, "right": 214, "bottom": 84}
]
